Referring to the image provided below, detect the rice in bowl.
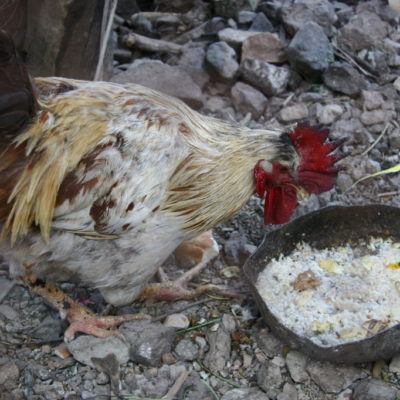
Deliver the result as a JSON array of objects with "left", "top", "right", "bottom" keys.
[{"left": 256, "top": 237, "right": 400, "bottom": 346}]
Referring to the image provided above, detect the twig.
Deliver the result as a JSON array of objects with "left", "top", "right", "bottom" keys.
[
  {"left": 173, "top": 21, "right": 208, "bottom": 44},
  {"left": 201, "top": 380, "right": 220, "bottom": 400},
  {"left": 332, "top": 43, "right": 377, "bottom": 79},
  {"left": 94, "top": 0, "right": 118, "bottom": 81},
  {"left": 125, "top": 32, "right": 183, "bottom": 54},
  {"left": 129, "top": 12, "right": 181, "bottom": 23},
  {"left": 361, "top": 122, "right": 391, "bottom": 156},
  {"left": 377, "top": 190, "right": 400, "bottom": 198},
  {"left": 176, "top": 317, "right": 222, "bottom": 334},
  {"left": 162, "top": 371, "right": 189, "bottom": 400},
  {"left": 281, "top": 92, "right": 296, "bottom": 108}
]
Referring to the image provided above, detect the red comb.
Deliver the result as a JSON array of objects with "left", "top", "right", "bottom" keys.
[{"left": 289, "top": 124, "right": 345, "bottom": 194}]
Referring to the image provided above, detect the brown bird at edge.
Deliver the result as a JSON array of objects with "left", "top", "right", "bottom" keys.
[{"left": 0, "top": 31, "right": 345, "bottom": 341}]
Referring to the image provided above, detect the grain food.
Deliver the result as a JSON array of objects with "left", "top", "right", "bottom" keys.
[{"left": 256, "top": 237, "right": 400, "bottom": 346}]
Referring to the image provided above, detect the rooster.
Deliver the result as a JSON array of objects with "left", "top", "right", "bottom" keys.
[{"left": 0, "top": 31, "right": 344, "bottom": 340}]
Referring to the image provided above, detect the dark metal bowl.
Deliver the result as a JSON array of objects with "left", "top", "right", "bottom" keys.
[{"left": 243, "top": 204, "right": 400, "bottom": 363}]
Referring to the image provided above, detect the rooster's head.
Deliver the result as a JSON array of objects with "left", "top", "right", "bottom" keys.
[{"left": 254, "top": 124, "right": 345, "bottom": 225}]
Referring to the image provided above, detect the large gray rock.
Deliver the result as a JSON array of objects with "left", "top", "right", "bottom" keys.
[
  {"left": 24, "top": 0, "right": 111, "bottom": 80},
  {"left": 120, "top": 320, "right": 176, "bottom": 367},
  {"left": 240, "top": 58, "right": 290, "bottom": 96},
  {"left": 281, "top": 0, "right": 337, "bottom": 37},
  {"left": 206, "top": 41, "right": 240, "bottom": 79},
  {"left": 111, "top": 60, "right": 204, "bottom": 109},
  {"left": 286, "top": 21, "right": 333, "bottom": 82},
  {"left": 353, "top": 379, "right": 398, "bottom": 400},
  {"left": 337, "top": 11, "right": 389, "bottom": 52},
  {"left": 323, "top": 62, "right": 366, "bottom": 97},
  {"left": 231, "top": 81, "right": 268, "bottom": 119}
]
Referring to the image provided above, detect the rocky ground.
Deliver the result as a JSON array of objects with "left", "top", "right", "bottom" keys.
[{"left": 1, "top": 0, "right": 400, "bottom": 399}]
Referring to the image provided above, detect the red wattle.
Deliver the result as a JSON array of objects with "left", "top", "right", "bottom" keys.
[{"left": 264, "top": 186, "right": 298, "bottom": 225}]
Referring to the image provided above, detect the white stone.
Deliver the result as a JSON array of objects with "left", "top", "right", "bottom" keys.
[
  {"left": 317, "top": 104, "right": 344, "bottom": 124},
  {"left": 163, "top": 313, "right": 190, "bottom": 329}
]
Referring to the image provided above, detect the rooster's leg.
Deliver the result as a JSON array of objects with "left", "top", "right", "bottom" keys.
[
  {"left": 22, "top": 274, "right": 149, "bottom": 342},
  {"left": 139, "top": 259, "right": 236, "bottom": 301}
]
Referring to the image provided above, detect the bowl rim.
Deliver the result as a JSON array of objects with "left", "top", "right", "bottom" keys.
[{"left": 243, "top": 204, "right": 400, "bottom": 363}]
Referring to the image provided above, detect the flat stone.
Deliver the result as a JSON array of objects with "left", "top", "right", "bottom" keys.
[
  {"left": 285, "top": 351, "right": 308, "bottom": 383},
  {"left": 353, "top": 379, "right": 398, "bottom": 400},
  {"left": 249, "top": 12, "right": 274, "bottom": 32},
  {"left": 68, "top": 335, "right": 130, "bottom": 368},
  {"left": 231, "top": 81, "right": 268, "bottom": 119},
  {"left": 241, "top": 33, "right": 285, "bottom": 64},
  {"left": 279, "top": 103, "right": 309, "bottom": 123},
  {"left": 111, "top": 59, "right": 204, "bottom": 109},
  {"left": 306, "top": 360, "right": 366, "bottom": 394}
]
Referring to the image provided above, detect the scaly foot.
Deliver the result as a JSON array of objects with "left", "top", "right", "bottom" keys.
[
  {"left": 22, "top": 274, "right": 149, "bottom": 342},
  {"left": 139, "top": 260, "right": 238, "bottom": 301}
]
